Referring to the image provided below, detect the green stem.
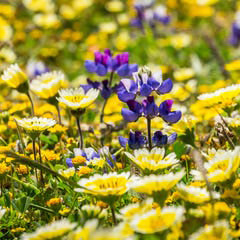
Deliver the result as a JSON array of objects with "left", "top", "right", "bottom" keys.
[
  {"left": 38, "top": 138, "right": 44, "bottom": 186},
  {"left": 76, "top": 116, "right": 83, "bottom": 149},
  {"left": 110, "top": 204, "right": 117, "bottom": 225},
  {"left": 27, "top": 91, "right": 35, "bottom": 116},
  {"left": 14, "top": 119, "right": 25, "bottom": 155},
  {"left": 147, "top": 118, "right": 152, "bottom": 150},
  {"left": 32, "top": 139, "right": 38, "bottom": 184},
  {"left": 56, "top": 103, "right": 62, "bottom": 125}
]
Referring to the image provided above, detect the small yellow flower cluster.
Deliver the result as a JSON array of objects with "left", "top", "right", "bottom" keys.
[{"left": 46, "top": 197, "right": 63, "bottom": 207}]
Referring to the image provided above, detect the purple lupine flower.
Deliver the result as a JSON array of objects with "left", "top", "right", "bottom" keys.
[
  {"left": 85, "top": 49, "right": 111, "bottom": 76},
  {"left": 142, "top": 96, "right": 158, "bottom": 119},
  {"left": 152, "top": 131, "right": 177, "bottom": 146},
  {"left": 85, "top": 49, "right": 138, "bottom": 77},
  {"left": 116, "top": 67, "right": 172, "bottom": 102},
  {"left": 81, "top": 79, "right": 111, "bottom": 100},
  {"left": 101, "top": 80, "right": 112, "bottom": 99},
  {"left": 153, "top": 5, "right": 171, "bottom": 25},
  {"left": 229, "top": 12, "right": 240, "bottom": 46},
  {"left": 66, "top": 157, "right": 74, "bottom": 167},
  {"left": 131, "top": 2, "right": 170, "bottom": 29},
  {"left": 121, "top": 96, "right": 159, "bottom": 122},
  {"left": 26, "top": 60, "right": 49, "bottom": 79},
  {"left": 119, "top": 130, "right": 146, "bottom": 149},
  {"left": 159, "top": 100, "right": 182, "bottom": 123},
  {"left": 73, "top": 147, "right": 116, "bottom": 168},
  {"left": 121, "top": 99, "right": 143, "bottom": 122}
]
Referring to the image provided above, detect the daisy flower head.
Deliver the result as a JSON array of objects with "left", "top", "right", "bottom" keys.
[
  {"left": 191, "top": 147, "right": 240, "bottom": 183},
  {"left": 67, "top": 219, "right": 98, "bottom": 240},
  {"left": 21, "top": 219, "right": 76, "bottom": 240},
  {"left": 31, "top": 71, "right": 68, "bottom": 100},
  {"left": 16, "top": 117, "right": 56, "bottom": 139},
  {"left": 189, "top": 220, "right": 230, "bottom": 240},
  {"left": 80, "top": 204, "right": 107, "bottom": 219},
  {"left": 176, "top": 183, "right": 220, "bottom": 204},
  {"left": 128, "top": 170, "right": 185, "bottom": 195},
  {"left": 125, "top": 147, "right": 179, "bottom": 173},
  {"left": 1, "top": 63, "right": 28, "bottom": 91},
  {"left": 119, "top": 198, "right": 154, "bottom": 221},
  {"left": 57, "top": 87, "right": 99, "bottom": 112},
  {"left": 75, "top": 172, "right": 131, "bottom": 202},
  {"left": 130, "top": 206, "right": 185, "bottom": 234}
]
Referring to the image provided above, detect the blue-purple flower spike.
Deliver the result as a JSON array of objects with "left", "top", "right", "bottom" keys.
[{"left": 85, "top": 49, "right": 138, "bottom": 77}]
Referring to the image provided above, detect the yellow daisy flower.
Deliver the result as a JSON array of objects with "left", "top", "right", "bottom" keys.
[
  {"left": 125, "top": 147, "right": 179, "bottom": 172},
  {"left": 57, "top": 87, "right": 99, "bottom": 110}
]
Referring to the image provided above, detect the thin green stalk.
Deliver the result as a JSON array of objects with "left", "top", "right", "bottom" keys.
[
  {"left": 147, "top": 118, "right": 152, "bottom": 150},
  {"left": 14, "top": 119, "right": 25, "bottom": 155},
  {"left": 110, "top": 204, "right": 117, "bottom": 225},
  {"left": 76, "top": 116, "right": 83, "bottom": 149},
  {"left": 38, "top": 138, "right": 44, "bottom": 186},
  {"left": 27, "top": 91, "right": 35, "bottom": 116},
  {"left": 32, "top": 139, "right": 38, "bottom": 184},
  {"left": 56, "top": 103, "right": 62, "bottom": 125}
]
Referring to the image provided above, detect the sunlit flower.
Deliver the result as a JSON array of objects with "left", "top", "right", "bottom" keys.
[
  {"left": 58, "top": 168, "right": 75, "bottom": 178},
  {"left": 77, "top": 166, "right": 93, "bottom": 176},
  {"left": 189, "top": 220, "right": 230, "bottom": 240},
  {"left": 21, "top": 219, "right": 76, "bottom": 240},
  {"left": 81, "top": 204, "right": 107, "bottom": 219},
  {"left": 173, "top": 68, "right": 195, "bottom": 82},
  {"left": 16, "top": 117, "right": 56, "bottom": 137},
  {"left": 0, "top": 16, "right": 12, "bottom": 42},
  {"left": 120, "top": 198, "right": 154, "bottom": 220},
  {"left": 57, "top": 87, "right": 99, "bottom": 110},
  {"left": 31, "top": 71, "right": 67, "bottom": 99},
  {"left": 0, "top": 162, "right": 11, "bottom": 175},
  {"left": 67, "top": 219, "right": 98, "bottom": 240},
  {"left": 42, "top": 150, "right": 60, "bottom": 162},
  {"left": 125, "top": 147, "right": 179, "bottom": 172},
  {"left": 130, "top": 206, "right": 185, "bottom": 234},
  {"left": 176, "top": 183, "right": 220, "bottom": 204},
  {"left": 1, "top": 64, "right": 28, "bottom": 90},
  {"left": 191, "top": 147, "right": 240, "bottom": 183},
  {"left": 128, "top": 170, "right": 185, "bottom": 195},
  {"left": 75, "top": 172, "right": 131, "bottom": 198},
  {"left": 46, "top": 198, "right": 63, "bottom": 207}
]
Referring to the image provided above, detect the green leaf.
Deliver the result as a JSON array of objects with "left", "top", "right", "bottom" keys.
[
  {"left": 179, "top": 128, "right": 196, "bottom": 147},
  {"left": 12, "top": 196, "right": 31, "bottom": 213}
]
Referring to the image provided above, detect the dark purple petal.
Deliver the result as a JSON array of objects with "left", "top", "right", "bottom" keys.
[
  {"left": 119, "top": 136, "right": 128, "bottom": 148},
  {"left": 147, "top": 77, "right": 160, "bottom": 89},
  {"left": 104, "top": 48, "right": 112, "bottom": 56},
  {"left": 161, "top": 111, "right": 182, "bottom": 123},
  {"left": 85, "top": 60, "right": 97, "bottom": 73},
  {"left": 66, "top": 158, "right": 74, "bottom": 168},
  {"left": 140, "top": 83, "right": 152, "bottom": 97},
  {"left": 101, "top": 80, "right": 112, "bottom": 99},
  {"left": 128, "top": 64, "right": 138, "bottom": 75},
  {"left": 157, "top": 78, "right": 173, "bottom": 94},
  {"left": 128, "top": 131, "right": 146, "bottom": 149},
  {"left": 152, "top": 131, "right": 168, "bottom": 146},
  {"left": 142, "top": 96, "right": 158, "bottom": 118},
  {"left": 120, "top": 52, "right": 129, "bottom": 64},
  {"left": 121, "top": 108, "right": 140, "bottom": 122},
  {"left": 159, "top": 99, "right": 173, "bottom": 115},
  {"left": 96, "top": 63, "right": 108, "bottom": 76},
  {"left": 94, "top": 51, "right": 103, "bottom": 63},
  {"left": 127, "top": 100, "right": 143, "bottom": 113},
  {"left": 117, "top": 64, "right": 130, "bottom": 77}
]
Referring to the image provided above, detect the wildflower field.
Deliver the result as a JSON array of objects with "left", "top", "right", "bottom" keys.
[{"left": 2, "top": 0, "right": 240, "bottom": 239}]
